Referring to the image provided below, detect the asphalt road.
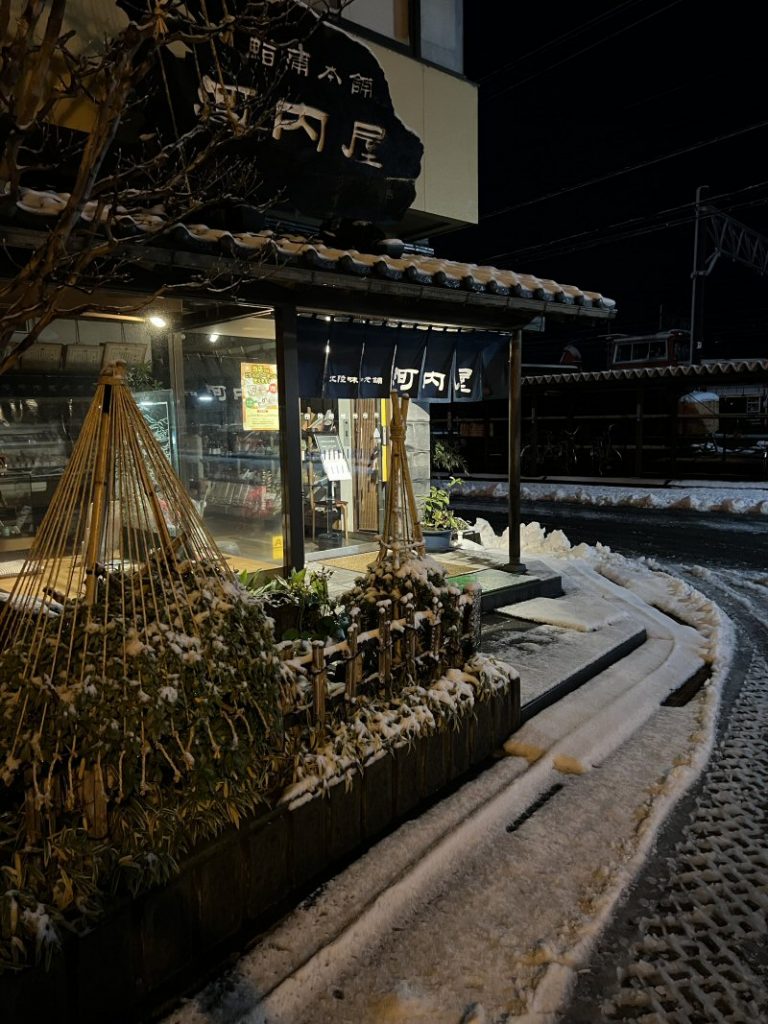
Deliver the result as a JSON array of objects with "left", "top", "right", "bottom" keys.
[
  {"left": 452, "top": 496, "right": 768, "bottom": 1022},
  {"left": 454, "top": 499, "right": 768, "bottom": 571},
  {"left": 564, "top": 565, "right": 768, "bottom": 1023}
]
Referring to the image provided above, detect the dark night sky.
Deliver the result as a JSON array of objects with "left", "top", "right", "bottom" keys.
[{"left": 439, "top": 0, "right": 768, "bottom": 363}]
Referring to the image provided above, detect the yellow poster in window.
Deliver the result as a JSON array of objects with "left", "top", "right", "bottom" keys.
[{"left": 241, "top": 362, "right": 279, "bottom": 430}]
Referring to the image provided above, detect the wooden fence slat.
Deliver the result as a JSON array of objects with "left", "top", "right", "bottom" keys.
[
  {"left": 311, "top": 640, "right": 327, "bottom": 733},
  {"left": 378, "top": 604, "right": 392, "bottom": 695},
  {"left": 345, "top": 622, "right": 361, "bottom": 700},
  {"left": 279, "top": 583, "right": 481, "bottom": 728}
]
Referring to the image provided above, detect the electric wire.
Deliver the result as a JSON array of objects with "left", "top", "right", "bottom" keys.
[
  {"left": 485, "top": 0, "right": 687, "bottom": 101},
  {"left": 480, "top": 118, "right": 768, "bottom": 222},
  {"left": 478, "top": 0, "right": 650, "bottom": 85},
  {"left": 483, "top": 180, "right": 768, "bottom": 266}
]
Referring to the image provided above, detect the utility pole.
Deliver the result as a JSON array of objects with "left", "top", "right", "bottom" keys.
[{"left": 689, "top": 185, "right": 708, "bottom": 364}]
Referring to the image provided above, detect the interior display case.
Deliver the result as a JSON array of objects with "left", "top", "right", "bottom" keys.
[
  {"left": 0, "top": 402, "right": 88, "bottom": 555},
  {"left": 200, "top": 426, "right": 281, "bottom": 522}
]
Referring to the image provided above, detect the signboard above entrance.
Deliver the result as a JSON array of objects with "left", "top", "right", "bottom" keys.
[
  {"left": 127, "top": 0, "right": 424, "bottom": 226},
  {"left": 295, "top": 320, "right": 509, "bottom": 402}
]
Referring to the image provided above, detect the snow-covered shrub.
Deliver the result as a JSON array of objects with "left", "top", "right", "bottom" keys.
[{"left": 0, "top": 563, "right": 287, "bottom": 969}]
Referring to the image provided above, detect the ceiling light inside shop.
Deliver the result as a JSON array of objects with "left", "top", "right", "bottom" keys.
[{"left": 209, "top": 333, "right": 219, "bottom": 343}]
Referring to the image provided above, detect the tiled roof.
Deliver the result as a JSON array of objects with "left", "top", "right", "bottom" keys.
[
  {"left": 8, "top": 187, "right": 617, "bottom": 312},
  {"left": 523, "top": 360, "right": 768, "bottom": 386}
]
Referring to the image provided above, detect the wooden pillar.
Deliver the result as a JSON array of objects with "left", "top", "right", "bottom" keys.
[
  {"left": 670, "top": 391, "right": 679, "bottom": 475},
  {"left": 505, "top": 330, "right": 525, "bottom": 573},
  {"left": 634, "top": 384, "right": 644, "bottom": 476},
  {"left": 274, "top": 304, "right": 305, "bottom": 573}
]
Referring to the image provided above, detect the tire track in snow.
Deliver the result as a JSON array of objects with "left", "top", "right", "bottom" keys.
[{"left": 565, "top": 566, "right": 768, "bottom": 1024}]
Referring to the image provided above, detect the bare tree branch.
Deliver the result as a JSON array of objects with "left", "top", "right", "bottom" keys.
[{"left": 0, "top": 0, "right": 348, "bottom": 373}]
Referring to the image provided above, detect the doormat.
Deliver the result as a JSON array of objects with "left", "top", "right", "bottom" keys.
[{"left": 319, "top": 552, "right": 484, "bottom": 578}]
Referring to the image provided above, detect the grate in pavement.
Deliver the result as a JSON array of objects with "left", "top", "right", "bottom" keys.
[{"left": 603, "top": 656, "right": 768, "bottom": 1023}]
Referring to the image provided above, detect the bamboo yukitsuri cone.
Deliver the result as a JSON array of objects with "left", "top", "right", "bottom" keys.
[
  {"left": 0, "top": 362, "right": 286, "bottom": 970},
  {"left": 338, "top": 393, "right": 476, "bottom": 688}
]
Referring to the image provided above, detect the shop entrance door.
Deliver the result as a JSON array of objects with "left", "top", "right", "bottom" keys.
[{"left": 353, "top": 399, "right": 380, "bottom": 533}]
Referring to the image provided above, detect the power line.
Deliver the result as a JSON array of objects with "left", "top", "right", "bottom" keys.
[
  {"left": 478, "top": 0, "right": 649, "bottom": 85},
  {"left": 480, "top": 118, "right": 768, "bottom": 222},
  {"left": 486, "top": 0, "right": 687, "bottom": 101},
  {"left": 490, "top": 194, "right": 768, "bottom": 267},
  {"left": 485, "top": 197, "right": 700, "bottom": 265},
  {"left": 483, "top": 181, "right": 768, "bottom": 266}
]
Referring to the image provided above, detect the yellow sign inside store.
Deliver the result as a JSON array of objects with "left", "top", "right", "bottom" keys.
[{"left": 241, "top": 362, "right": 279, "bottom": 430}]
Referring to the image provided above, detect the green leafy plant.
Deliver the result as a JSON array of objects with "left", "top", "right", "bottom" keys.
[
  {"left": 421, "top": 477, "right": 469, "bottom": 533},
  {"left": 241, "top": 567, "right": 348, "bottom": 641},
  {"left": 431, "top": 438, "right": 468, "bottom": 476}
]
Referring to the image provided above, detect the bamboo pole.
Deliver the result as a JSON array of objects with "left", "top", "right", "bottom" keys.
[{"left": 83, "top": 363, "right": 125, "bottom": 605}]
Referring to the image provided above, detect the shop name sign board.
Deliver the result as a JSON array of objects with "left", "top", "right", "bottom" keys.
[
  {"left": 127, "top": 0, "right": 424, "bottom": 225},
  {"left": 296, "top": 322, "right": 495, "bottom": 402}
]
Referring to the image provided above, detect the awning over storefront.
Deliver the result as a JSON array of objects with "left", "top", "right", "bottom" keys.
[{"left": 296, "top": 317, "right": 509, "bottom": 401}]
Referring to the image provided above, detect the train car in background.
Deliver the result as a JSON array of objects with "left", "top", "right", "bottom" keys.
[
  {"left": 432, "top": 328, "right": 768, "bottom": 482},
  {"left": 609, "top": 329, "right": 691, "bottom": 369}
]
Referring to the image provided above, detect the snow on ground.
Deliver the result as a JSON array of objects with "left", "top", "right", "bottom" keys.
[
  {"left": 165, "top": 521, "right": 737, "bottom": 1024},
  {"left": 454, "top": 478, "right": 768, "bottom": 515}
]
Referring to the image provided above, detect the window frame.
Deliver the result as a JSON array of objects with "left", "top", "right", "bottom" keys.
[{"left": 336, "top": 0, "right": 469, "bottom": 81}]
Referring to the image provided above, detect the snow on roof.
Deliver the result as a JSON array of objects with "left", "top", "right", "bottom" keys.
[
  {"left": 7, "top": 187, "right": 617, "bottom": 313},
  {"left": 523, "top": 359, "right": 768, "bottom": 386}
]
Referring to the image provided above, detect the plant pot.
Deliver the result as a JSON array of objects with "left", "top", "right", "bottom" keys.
[{"left": 422, "top": 528, "right": 452, "bottom": 553}]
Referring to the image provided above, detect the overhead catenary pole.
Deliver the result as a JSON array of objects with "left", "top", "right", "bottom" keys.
[
  {"left": 689, "top": 184, "right": 708, "bottom": 364},
  {"left": 505, "top": 329, "right": 525, "bottom": 573}
]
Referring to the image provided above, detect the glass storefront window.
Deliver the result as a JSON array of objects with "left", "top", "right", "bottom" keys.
[
  {"left": 341, "top": 0, "right": 410, "bottom": 46},
  {"left": 176, "top": 318, "right": 285, "bottom": 573},
  {"left": 420, "top": 0, "right": 463, "bottom": 72},
  {"left": 0, "top": 315, "right": 161, "bottom": 565}
]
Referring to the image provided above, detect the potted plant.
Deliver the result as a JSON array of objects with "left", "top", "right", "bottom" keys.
[{"left": 420, "top": 477, "right": 469, "bottom": 552}]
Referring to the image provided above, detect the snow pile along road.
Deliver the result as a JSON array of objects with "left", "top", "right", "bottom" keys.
[{"left": 454, "top": 478, "right": 768, "bottom": 515}]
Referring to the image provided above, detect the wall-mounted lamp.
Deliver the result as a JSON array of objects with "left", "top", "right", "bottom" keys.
[
  {"left": 149, "top": 315, "right": 167, "bottom": 328},
  {"left": 209, "top": 333, "right": 220, "bottom": 343}
]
